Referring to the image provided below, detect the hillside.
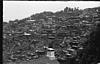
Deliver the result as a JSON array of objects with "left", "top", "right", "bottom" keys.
[{"left": 3, "top": 6, "right": 100, "bottom": 64}]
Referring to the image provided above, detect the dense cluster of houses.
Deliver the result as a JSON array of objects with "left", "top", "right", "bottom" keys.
[{"left": 3, "top": 7, "right": 100, "bottom": 64}]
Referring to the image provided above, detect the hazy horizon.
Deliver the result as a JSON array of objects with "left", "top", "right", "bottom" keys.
[{"left": 3, "top": 1, "right": 100, "bottom": 22}]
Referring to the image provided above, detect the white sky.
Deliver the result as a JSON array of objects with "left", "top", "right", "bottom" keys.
[{"left": 3, "top": 1, "right": 100, "bottom": 22}]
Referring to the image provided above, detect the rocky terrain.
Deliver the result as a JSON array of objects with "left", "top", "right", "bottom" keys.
[{"left": 3, "top": 7, "right": 100, "bottom": 64}]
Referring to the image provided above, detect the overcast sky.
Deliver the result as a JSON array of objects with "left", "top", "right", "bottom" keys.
[{"left": 3, "top": 1, "right": 100, "bottom": 22}]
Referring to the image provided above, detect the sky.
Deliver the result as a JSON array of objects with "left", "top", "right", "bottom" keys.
[{"left": 3, "top": 1, "right": 100, "bottom": 22}]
